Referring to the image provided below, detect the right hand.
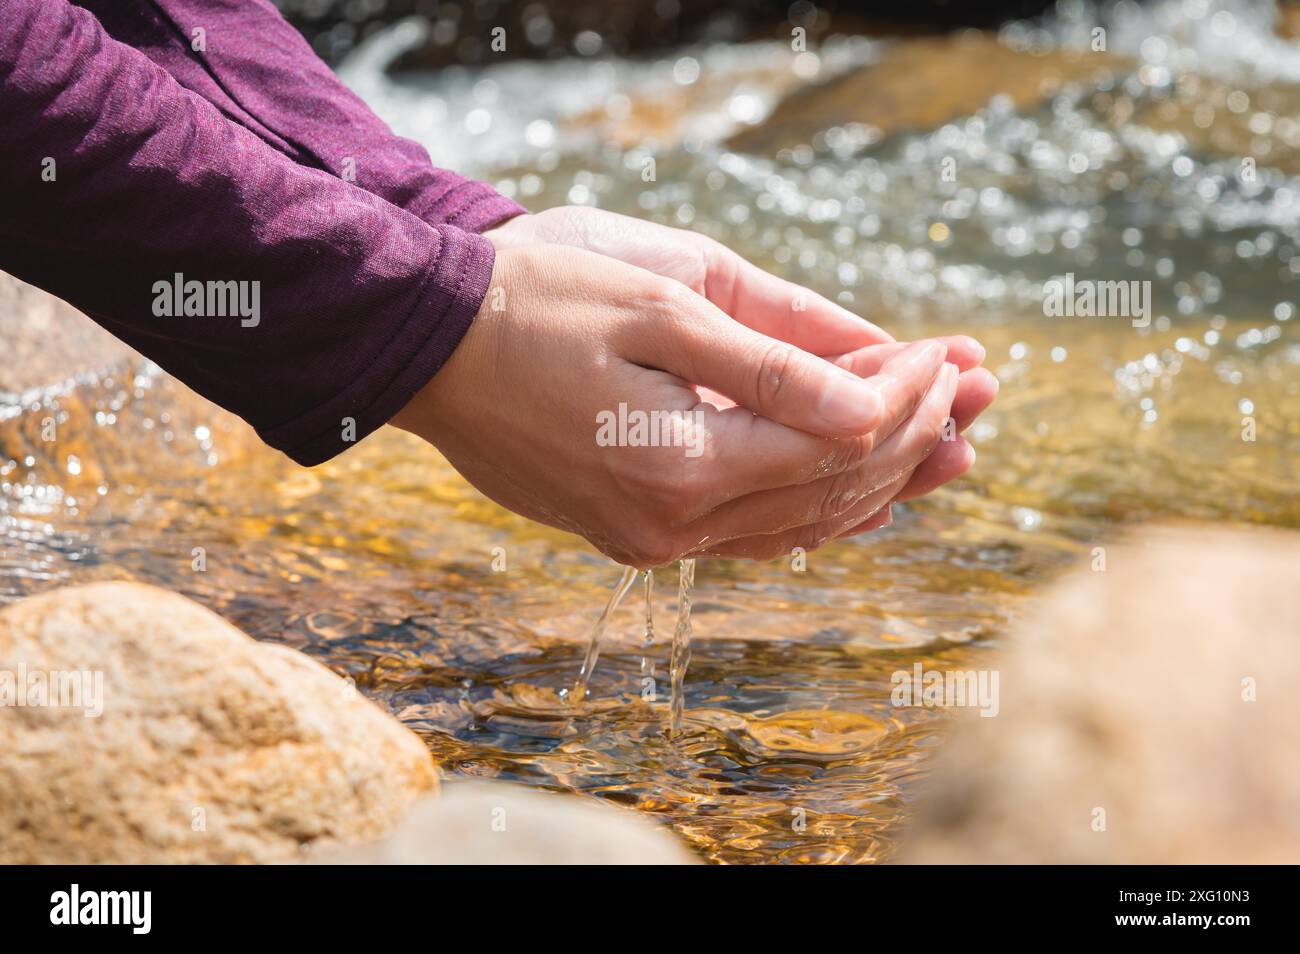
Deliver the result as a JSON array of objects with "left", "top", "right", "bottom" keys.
[{"left": 390, "top": 244, "right": 957, "bottom": 568}]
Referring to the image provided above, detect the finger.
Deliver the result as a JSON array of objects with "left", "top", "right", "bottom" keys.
[
  {"left": 692, "top": 481, "right": 898, "bottom": 560},
  {"left": 949, "top": 367, "right": 999, "bottom": 433},
  {"left": 684, "top": 361, "right": 958, "bottom": 546},
  {"left": 831, "top": 335, "right": 987, "bottom": 375},
  {"left": 862, "top": 367, "right": 992, "bottom": 511},
  {"left": 634, "top": 293, "right": 946, "bottom": 439},
  {"left": 844, "top": 367, "right": 992, "bottom": 513},
  {"left": 696, "top": 339, "right": 989, "bottom": 414},
  {"left": 702, "top": 242, "right": 893, "bottom": 354},
  {"left": 679, "top": 341, "right": 949, "bottom": 518},
  {"left": 859, "top": 504, "right": 894, "bottom": 532},
  {"left": 888, "top": 437, "right": 976, "bottom": 505}
]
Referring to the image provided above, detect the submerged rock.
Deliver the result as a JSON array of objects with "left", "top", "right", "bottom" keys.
[
  {"left": 318, "top": 782, "right": 698, "bottom": 864},
  {"left": 902, "top": 524, "right": 1300, "bottom": 864},
  {"left": 0, "top": 582, "right": 437, "bottom": 863}
]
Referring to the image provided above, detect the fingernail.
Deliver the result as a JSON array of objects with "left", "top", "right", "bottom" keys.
[
  {"left": 893, "top": 340, "right": 942, "bottom": 368},
  {"left": 819, "top": 372, "right": 882, "bottom": 432},
  {"left": 944, "top": 362, "right": 959, "bottom": 399},
  {"left": 872, "top": 341, "right": 945, "bottom": 396},
  {"left": 915, "top": 340, "right": 948, "bottom": 366}
]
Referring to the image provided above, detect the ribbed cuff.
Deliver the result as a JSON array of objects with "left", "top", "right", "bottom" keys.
[{"left": 412, "top": 177, "right": 528, "bottom": 234}]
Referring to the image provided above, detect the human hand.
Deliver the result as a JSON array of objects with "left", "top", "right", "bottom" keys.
[
  {"left": 390, "top": 243, "right": 958, "bottom": 567},
  {"left": 485, "top": 206, "right": 998, "bottom": 544}
]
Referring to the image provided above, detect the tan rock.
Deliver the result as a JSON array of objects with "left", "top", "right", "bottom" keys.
[
  {"left": 319, "top": 783, "right": 698, "bottom": 865},
  {"left": 729, "top": 33, "right": 1125, "bottom": 153},
  {"left": 902, "top": 524, "right": 1300, "bottom": 864},
  {"left": 0, "top": 582, "right": 437, "bottom": 863}
]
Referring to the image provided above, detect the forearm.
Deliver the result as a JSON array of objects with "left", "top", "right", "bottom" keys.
[
  {"left": 1, "top": 0, "right": 494, "bottom": 466},
  {"left": 79, "top": 0, "right": 526, "bottom": 232}
]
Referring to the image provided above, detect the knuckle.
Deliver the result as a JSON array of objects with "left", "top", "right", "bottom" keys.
[
  {"left": 754, "top": 340, "right": 800, "bottom": 408},
  {"left": 699, "top": 239, "right": 738, "bottom": 309},
  {"left": 815, "top": 471, "right": 863, "bottom": 522},
  {"left": 644, "top": 275, "right": 692, "bottom": 314},
  {"left": 824, "top": 435, "right": 870, "bottom": 477}
]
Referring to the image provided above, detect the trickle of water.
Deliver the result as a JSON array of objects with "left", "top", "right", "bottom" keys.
[
  {"left": 640, "top": 568, "right": 655, "bottom": 678},
  {"left": 669, "top": 558, "right": 697, "bottom": 736},
  {"left": 569, "top": 564, "right": 638, "bottom": 704}
]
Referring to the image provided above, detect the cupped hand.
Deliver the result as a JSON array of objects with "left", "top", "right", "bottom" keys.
[
  {"left": 389, "top": 243, "right": 960, "bottom": 568},
  {"left": 485, "top": 206, "right": 997, "bottom": 551}
]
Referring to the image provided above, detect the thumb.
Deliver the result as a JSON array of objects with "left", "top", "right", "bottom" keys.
[{"left": 636, "top": 290, "right": 886, "bottom": 438}]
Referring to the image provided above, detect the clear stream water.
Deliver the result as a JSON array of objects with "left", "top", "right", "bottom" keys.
[{"left": 2, "top": 0, "right": 1298, "bottom": 863}]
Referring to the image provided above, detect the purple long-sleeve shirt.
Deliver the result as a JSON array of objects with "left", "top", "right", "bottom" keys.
[{"left": 0, "top": 0, "right": 526, "bottom": 465}]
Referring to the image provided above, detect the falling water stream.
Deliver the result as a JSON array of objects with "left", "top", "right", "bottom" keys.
[
  {"left": 669, "top": 559, "right": 697, "bottom": 735},
  {"left": 567, "top": 564, "right": 637, "bottom": 705},
  {"left": 569, "top": 557, "right": 696, "bottom": 734}
]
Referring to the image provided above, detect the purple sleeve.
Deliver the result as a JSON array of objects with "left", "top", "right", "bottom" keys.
[
  {"left": 0, "top": 0, "right": 497, "bottom": 466},
  {"left": 79, "top": 0, "right": 527, "bottom": 233}
]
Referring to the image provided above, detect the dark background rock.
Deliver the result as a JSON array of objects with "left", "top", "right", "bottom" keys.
[{"left": 272, "top": 0, "right": 1057, "bottom": 68}]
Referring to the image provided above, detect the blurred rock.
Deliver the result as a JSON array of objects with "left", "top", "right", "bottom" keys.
[
  {"left": 902, "top": 524, "right": 1300, "bottom": 864},
  {"left": 0, "top": 272, "right": 134, "bottom": 395},
  {"left": 1279, "top": 1, "right": 1300, "bottom": 40},
  {"left": 729, "top": 32, "right": 1124, "bottom": 153},
  {"left": 318, "top": 782, "right": 698, "bottom": 864},
  {"left": 0, "top": 582, "right": 437, "bottom": 863}
]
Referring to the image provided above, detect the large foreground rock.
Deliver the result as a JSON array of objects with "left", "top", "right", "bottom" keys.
[
  {"left": 319, "top": 782, "right": 697, "bottom": 864},
  {"left": 903, "top": 524, "right": 1300, "bottom": 864},
  {"left": 0, "top": 582, "right": 437, "bottom": 863}
]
